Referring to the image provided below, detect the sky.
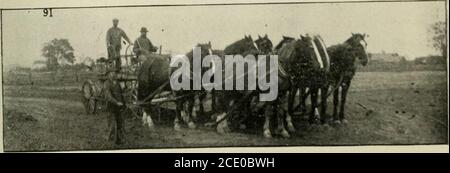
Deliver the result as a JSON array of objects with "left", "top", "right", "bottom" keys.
[{"left": 1, "top": 1, "right": 446, "bottom": 67}]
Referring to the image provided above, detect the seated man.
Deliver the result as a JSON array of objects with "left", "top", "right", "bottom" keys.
[{"left": 133, "top": 27, "right": 158, "bottom": 62}]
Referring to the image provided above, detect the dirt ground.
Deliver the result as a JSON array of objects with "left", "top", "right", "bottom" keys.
[{"left": 2, "top": 71, "right": 448, "bottom": 151}]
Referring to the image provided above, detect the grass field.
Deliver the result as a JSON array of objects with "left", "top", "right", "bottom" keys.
[{"left": 2, "top": 71, "right": 448, "bottom": 151}]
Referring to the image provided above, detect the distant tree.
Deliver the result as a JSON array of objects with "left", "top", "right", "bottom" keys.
[
  {"left": 32, "top": 60, "right": 47, "bottom": 71},
  {"left": 428, "top": 21, "right": 446, "bottom": 58},
  {"left": 399, "top": 57, "right": 407, "bottom": 63},
  {"left": 15, "top": 66, "right": 31, "bottom": 72},
  {"left": 414, "top": 57, "right": 426, "bottom": 64},
  {"left": 33, "top": 60, "right": 47, "bottom": 65},
  {"left": 80, "top": 56, "right": 94, "bottom": 66},
  {"left": 41, "top": 38, "right": 75, "bottom": 70}
]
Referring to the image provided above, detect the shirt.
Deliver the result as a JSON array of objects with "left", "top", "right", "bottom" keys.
[
  {"left": 103, "top": 79, "right": 124, "bottom": 106},
  {"left": 106, "top": 27, "right": 131, "bottom": 49},
  {"left": 133, "top": 36, "right": 156, "bottom": 56}
]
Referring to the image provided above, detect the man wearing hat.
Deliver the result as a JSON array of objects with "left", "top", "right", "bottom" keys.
[
  {"left": 103, "top": 68, "right": 126, "bottom": 144},
  {"left": 106, "top": 18, "right": 132, "bottom": 71},
  {"left": 133, "top": 27, "right": 157, "bottom": 61}
]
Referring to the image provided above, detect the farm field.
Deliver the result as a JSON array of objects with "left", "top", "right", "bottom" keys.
[{"left": 2, "top": 71, "right": 448, "bottom": 151}]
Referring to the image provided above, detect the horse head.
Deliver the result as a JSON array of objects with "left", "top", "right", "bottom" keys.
[
  {"left": 347, "top": 33, "right": 369, "bottom": 66},
  {"left": 276, "top": 34, "right": 320, "bottom": 78},
  {"left": 296, "top": 34, "right": 321, "bottom": 65},
  {"left": 186, "top": 42, "right": 213, "bottom": 61},
  {"left": 197, "top": 41, "right": 213, "bottom": 56},
  {"left": 274, "top": 36, "right": 295, "bottom": 52},
  {"left": 255, "top": 34, "right": 274, "bottom": 54},
  {"left": 224, "top": 35, "right": 258, "bottom": 56},
  {"left": 294, "top": 34, "right": 330, "bottom": 71}
]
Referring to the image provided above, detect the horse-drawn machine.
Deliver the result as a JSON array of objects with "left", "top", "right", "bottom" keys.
[{"left": 80, "top": 44, "right": 175, "bottom": 118}]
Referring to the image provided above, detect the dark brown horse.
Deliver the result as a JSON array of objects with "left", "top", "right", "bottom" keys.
[
  {"left": 280, "top": 35, "right": 330, "bottom": 133},
  {"left": 211, "top": 35, "right": 261, "bottom": 133},
  {"left": 275, "top": 34, "right": 330, "bottom": 135},
  {"left": 206, "top": 35, "right": 273, "bottom": 132},
  {"left": 274, "top": 36, "right": 295, "bottom": 53},
  {"left": 327, "top": 33, "right": 368, "bottom": 124},
  {"left": 183, "top": 42, "right": 218, "bottom": 123},
  {"left": 288, "top": 35, "right": 330, "bottom": 127},
  {"left": 213, "top": 34, "right": 320, "bottom": 138},
  {"left": 225, "top": 34, "right": 275, "bottom": 130},
  {"left": 176, "top": 36, "right": 272, "bottom": 128},
  {"left": 137, "top": 43, "right": 213, "bottom": 131}
]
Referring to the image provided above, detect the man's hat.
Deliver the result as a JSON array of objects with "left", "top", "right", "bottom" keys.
[{"left": 140, "top": 27, "right": 148, "bottom": 33}]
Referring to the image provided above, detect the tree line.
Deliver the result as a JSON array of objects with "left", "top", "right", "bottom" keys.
[{"left": 35, "top": 38, "right": 94, "bottom": 71}]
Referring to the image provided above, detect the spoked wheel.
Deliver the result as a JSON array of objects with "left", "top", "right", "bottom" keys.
[
  {"left": 122, "top": 81, "right": 142, "bottom": 119},
  {"left": 82, "top": 80, "right": 98, "bottom": 114}
]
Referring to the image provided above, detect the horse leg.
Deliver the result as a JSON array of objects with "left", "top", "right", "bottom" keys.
[
  {"left": 287, "top": 87, "right": 296, "bottom": 115},
  {"left": 286, "top": 88, "right": 296, "bottom": 133},
  {"left": 320, "top": 85, "right": 329, "bottom": 124},
  {"left": 332, "top": 84, "right": 340, "bottom": 124},
  {"left": 190, "top": 94, "right": 199, "bottom": 120},
  {"left": 339, "top": 81, "right": 351, "bottom": 124},
  {"left": 223, "top": 99, "right": 232, "bottom": 132},
  {"left": 185, "top": 96, "right": 197, "bottom": 129},
  {"left": 216, "top": 112, "right": 227, "bottom": 134},
  {"left": 239, "top": 98, "right": 251, "bottom": 130},
  {"left": 142, "top": 108, "right": 147, "bottom": 125},
  {"left": 285, "top": 112, "right": 296, "bottom": 133},
  {"left": 216, "top": 97, "right": 234, "bottom": 134},
  {"left": 298, "top": 87, "right": 307, "bottom": 114},
  {"left": 212, "top": 92, "right": 227, "bottom": 134},
  {"left": 174, "top": 100, "right": 183, "bottom": 131},
  {"left": 309, "top": 87, "right": 320, "bottom": 124},
  {"left": 211, "top": 90, "right": 216, "bottom": 111},
  {"left": 263, "top": 103, "right": 273, "bottom": 138},
  {"left": 190, "top": 95, "right": 198, "bottom": 120},
  {"left": 276, "top": 100, "right": 290, "bottom": 138},
  {"left": 198, "top": 92, "right": 207, "bottom": 117},
  {"left": 142, "top": 107, "right": 155, "bottom": 130}
]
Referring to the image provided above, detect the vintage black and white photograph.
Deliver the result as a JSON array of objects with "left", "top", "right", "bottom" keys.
[{"left": 0, "top": 0, "right": 448, "bottom": 152}]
